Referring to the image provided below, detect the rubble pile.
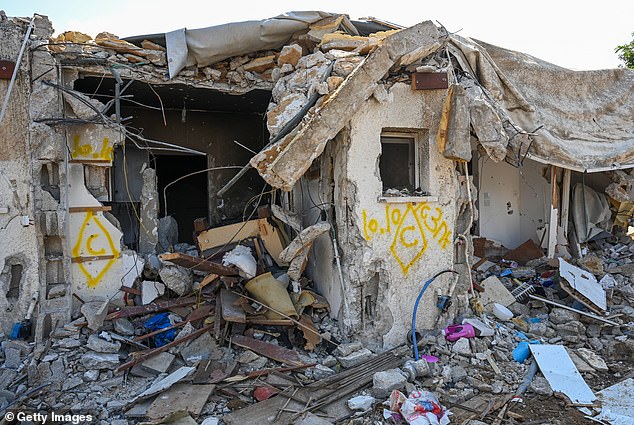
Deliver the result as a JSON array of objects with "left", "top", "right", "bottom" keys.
[{"left": 2, "top": 211, "right": 632, "bottom": 424}]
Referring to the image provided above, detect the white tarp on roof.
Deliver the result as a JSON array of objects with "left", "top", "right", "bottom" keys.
[
  {"left": 165, "top": 11, "right": 354, "bottom": 78},
  {"left": 449, "top": 35, "right": 634, "bottom": 172}
]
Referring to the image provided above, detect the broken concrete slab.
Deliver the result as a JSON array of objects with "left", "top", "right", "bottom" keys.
[
  {"left": 179, "top": 331, "right": 222, "bottom": 364},
  {"left": 478, "top": 275, "right": 516, "bottom": 308},
  {"left": 141, "top": 352, "right": 175, "bottom": 374},
  {"left": 81, "top": 298, "right": 109, "bottom": 331},
  {"left": 158, "top": 265, "right": 193, "bottom": 297},
  {"left": 141, "top": 280, "right": 166, "bottom": 305},
  {"left": 114, "top": 318, "right": 135, "bottom": 336},
  {"left": 80, "top": 352, "right": 120, "bottom": 370},
  {"left": 337, "top": 347, "right": 374, "bottom": 368},
  {"left": 251, "top": 21, "right": 442, "bottom": 191},
  {"left": 278, "top": 44, "right": 303, "bottom": 67},
  {"left": 87, "top": 334, "right": 121, "bottom": 353},
  {"left": 577, "top": 348, "right": 608, "bottom": 371},
  {"left": 595, "top": 378, "right": 634, "bottom": 425},
  {"left": 373, "top": 368, "right": 407, "bottom": 398},
  {"left": 3, "top": 347, "right": 21, "bottom": 369},
  {"left": 146, "top": 383, "right": 215, "bottom": 420},
  {"left": 279, "top": 222, "right": 331, "bottom": 263},
  {"left": 131, "top": 366, "right": 195, "bottom": 404}
]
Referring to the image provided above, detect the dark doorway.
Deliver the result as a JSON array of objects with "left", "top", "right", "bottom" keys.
[{"left": 155, "top": 155, "right": 208, "bottom": 244}]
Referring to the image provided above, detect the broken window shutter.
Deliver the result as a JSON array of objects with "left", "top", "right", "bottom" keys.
[{"left": 437, "top": 84, "right": 472, "bottom": 162}]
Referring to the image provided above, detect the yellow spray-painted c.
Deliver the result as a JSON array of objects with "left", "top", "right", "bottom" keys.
[{"left": 72, "top": 211, "right": 119, "bottom": 288}]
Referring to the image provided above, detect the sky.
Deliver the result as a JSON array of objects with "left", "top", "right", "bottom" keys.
[{"left": 2, "top": 0, "right": 633, "bottom": 70}]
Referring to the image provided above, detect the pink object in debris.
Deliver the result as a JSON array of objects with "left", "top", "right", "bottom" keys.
[{"left": 442, "top": 324, "right": 476, "bottom": 342}]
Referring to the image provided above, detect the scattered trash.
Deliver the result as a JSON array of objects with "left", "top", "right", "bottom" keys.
[{"left": 387, "top": 389, "right": 451, "bottom": 425}]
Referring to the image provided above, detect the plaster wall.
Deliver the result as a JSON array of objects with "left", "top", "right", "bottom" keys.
[
  {"left": 333, "top": 83, "right": 460, "bottom": 348},
  {"left": 0, "top": 17, "right": 42, "bottom": 333}
]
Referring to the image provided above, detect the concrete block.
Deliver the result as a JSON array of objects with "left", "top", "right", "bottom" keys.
[
  {"left": 372, "top": 368, "right": 407, "bottom": 398},
  {"left": 337, "top": 347, "right": 374, "bottom": 368}
]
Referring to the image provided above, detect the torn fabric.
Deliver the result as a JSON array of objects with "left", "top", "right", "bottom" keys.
[
  {"left": 450, "top": 35, "right": 634, "bottom": 172},
  {"left": 166, "top": 11, "right": 355, "bottom": 78}
]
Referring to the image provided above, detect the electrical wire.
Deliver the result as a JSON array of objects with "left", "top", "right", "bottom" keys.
[{"left": 162, "top": 166, "right": 244, "bottom": 217}]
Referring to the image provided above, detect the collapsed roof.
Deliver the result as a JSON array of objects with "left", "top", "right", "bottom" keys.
[
  {"left": 157, "top": 11, "right": 634, "bottom": 189},
  {"left": 56, "top": 11, "right": 634, "bottom": 189}
]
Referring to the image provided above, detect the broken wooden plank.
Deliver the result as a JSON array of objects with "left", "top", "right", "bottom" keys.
[
  {"left": 193, "top": 359, "right": 237, "bottom": 384},
  {"left": 220, "top": 288, "right": 246, "bottom": 323},
  {"left": 106, "top": 296, "right": 198, "bottom": 320},
  {"left": 159, "top": 252, "right": 239, "bottom": 275},
  {"left": 197, "top": 218, "right": 287, "bottom": 265},
  {"left": 299, "top": 314, "right": 321, "bottom": 351},
  {"left": 147, "top": 383, "right": 215, "bottom": 420},
  {"left": 232, "top": 335, "right": 302, "bottom": 366},
  {"left": 223, "top": 346, "right": 407, "bottom": 425}
]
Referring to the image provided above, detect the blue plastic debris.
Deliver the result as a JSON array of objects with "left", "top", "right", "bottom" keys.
[{"left": 144, "top": 312, "right": 176, "bottom": 347}]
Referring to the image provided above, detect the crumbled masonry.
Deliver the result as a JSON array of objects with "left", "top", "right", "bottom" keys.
[{"left": 1, "top": 9, "right": 633, "bottom": 425}]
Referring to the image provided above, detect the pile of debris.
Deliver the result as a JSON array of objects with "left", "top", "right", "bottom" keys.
[{"left": 2, "top": 213, "right": 633, "bottom": 424}]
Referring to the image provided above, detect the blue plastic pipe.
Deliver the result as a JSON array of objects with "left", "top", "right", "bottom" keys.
[{"left": 412, "top": 269, "right": 458, "bottom": 360}]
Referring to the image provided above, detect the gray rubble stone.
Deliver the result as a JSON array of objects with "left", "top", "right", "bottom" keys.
[
  {"left": 312, "top": 364, "right": 335, "bottom": 380},
  {"left": 180, "top": 332, "right": 221, "bottom": 363},
  {"left": 549, "top": 308, "right": 580, "bottom": 325},
  {"left": 87, "top": 334, "right": 121, "bottom": 353},
  {"left": 80, "top": 352, "right": 119, "bottom": 370},
  {"left": 83, "top": 370, "right": 99, "bottom": 382},
  {"left": 337, "top": 347, "right": 374, "bottom": 368},
  {"left": 57, "top": 337, "right": 81, "bottom": 349},
  {"left": 200, "top": 418, "right": 219, "bottom": 425},
  {"left": 157, "top": 215, "right": 178, "bottom": 251},
  {"left": 577, "top": 348, "right": 608, "bottom": 371},
  {"left": 110, "top": 420, "right": 128, "bottom": 425},
  {"left": 114, "top": 318, "right": 135, "bottom": 336},
  {"left": 3, "top": 347, "right": 21, "bottom": 369},
  {"left": 450, "top": 365, "right": 468, "bottom": 383},
  {"left": 334, "top": 342, "right": 363, "bottom": 357},
  {"left": 530, "top": 376, "right": 553, "bottom": 396},
  {"left": 372, "top": 368, "right": 407, "bottom": 398},
  {"left": 141, "top": 352, "right": 175, "bottom": 374},
  {"left": 452, "top": 338, "right": 472, "bottom": 356},
  {"left": 62, "top": 376, "right": 83, "bottom": 391},
  {"left": 158, "top": 264, "right": 193, "bottom": 296},
  {"left": 347, "top": 395, "right": 375, "bottom": 410}
]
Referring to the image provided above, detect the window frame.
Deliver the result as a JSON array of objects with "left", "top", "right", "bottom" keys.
[{"left": 378, "top": 129, "right": 432, "bottom": 202}]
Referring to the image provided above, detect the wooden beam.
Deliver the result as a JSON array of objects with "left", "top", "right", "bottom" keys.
[
  {"left": 71, "top": 254, "right": 116, "bottom": 263},
  {"left": 547, "top": 166, "right": 559, "bottom": 258},
  {"left": 159, "top": 252, "right": 239, "bottom": 276},
  {"left": 68, "top": 159, "right": 112, "bottom": 164},
  {"left": 560, "top": 168, "right": 572, "bottom": 240},
  {"left": 69, "top": 206, "right": 112, "bottom": 213}
]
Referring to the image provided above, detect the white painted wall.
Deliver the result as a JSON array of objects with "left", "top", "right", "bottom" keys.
[
  {"left": 478, "top": 158, "right": 522, "bottom": 248},
  {"left": 479, "top": 156, "right": 550, "bottom": 249},
  {"left": 338, "top": 83, "right": 460, "bottom": 348}
]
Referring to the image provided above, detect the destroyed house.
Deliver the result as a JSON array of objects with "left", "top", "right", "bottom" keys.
[{"left": 1, "top": 8, "right": 633, "bottom": 357}]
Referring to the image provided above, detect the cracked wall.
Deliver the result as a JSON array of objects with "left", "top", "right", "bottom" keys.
[{"left": 330, "top": 82, "right": 462, "bottom": 348}]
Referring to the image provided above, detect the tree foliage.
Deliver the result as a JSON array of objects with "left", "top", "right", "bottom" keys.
[{"left": 615, "top": 32, "right": 634, "bottom": 69}]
